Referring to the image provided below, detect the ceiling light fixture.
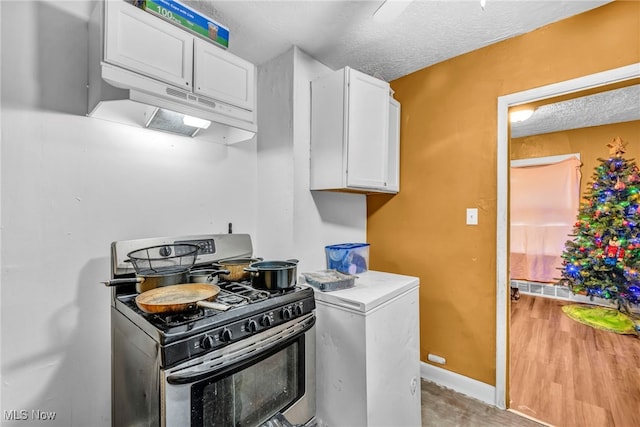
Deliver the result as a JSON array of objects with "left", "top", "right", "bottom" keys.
[
  {"left": 480, "top": 0, "right": 486, "bottom": 10},
  {"left": 373, "top": 0, "right": 413, "bottom": 23},
  {"left": 509, "top": 109, "right": 535, "bottom": 123}
]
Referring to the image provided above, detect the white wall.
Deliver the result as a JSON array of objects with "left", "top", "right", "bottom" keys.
[
  {"left": 1, "top": 2, "right": 367, "bottom": 426},
  {"left": 256, "top": 47, "right": 366, "bottom": 273},
  {"left": 1, "top": 1, "right": 257, "bottom": 425}
]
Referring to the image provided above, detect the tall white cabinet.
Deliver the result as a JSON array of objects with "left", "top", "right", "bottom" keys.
[
  {"left": 310, "top": 67, "right": 400, "bottom": 194},
  {"left": 313, "top": 271, "right": 421, "bottom": 427}
]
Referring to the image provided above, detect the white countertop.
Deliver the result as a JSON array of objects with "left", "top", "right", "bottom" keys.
[{"left": 308, "top": 270, "right": 419, "bottom": 313}]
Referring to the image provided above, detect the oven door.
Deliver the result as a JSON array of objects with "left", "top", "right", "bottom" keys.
[{"left": 162, "top": 313, "right": 316, "bottom": 427}]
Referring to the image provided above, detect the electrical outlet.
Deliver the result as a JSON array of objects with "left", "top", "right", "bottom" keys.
[
  {"left": 428, "top": 353, "right": 446, "bottom": 365},
  {"left": 466, "top": 208, "right": 478, "bottom": 225}
]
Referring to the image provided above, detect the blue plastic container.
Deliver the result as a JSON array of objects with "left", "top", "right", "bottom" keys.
[{"left": 325, "top": 243, "right": 370, "bottom": 274}]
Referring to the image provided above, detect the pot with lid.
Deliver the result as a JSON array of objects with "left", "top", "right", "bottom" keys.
[{"left": 244, "top": 259, "right": 299, "bottom": 291}]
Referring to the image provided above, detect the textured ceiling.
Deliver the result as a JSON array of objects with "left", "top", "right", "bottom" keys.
[
  {"left": 181, "top": 1, "right": 635, "bottom": 136},
  {"left": 52, "top": 0, "right": 633, "bottom": 136},
  {"left": 187, "top": 0, "right": 611, "bottom": 81},
  {"left": 512, "top": 85, "right": 640, "bottom": 138}
]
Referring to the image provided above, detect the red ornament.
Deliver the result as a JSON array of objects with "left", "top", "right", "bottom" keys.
[
  {"left": 618, "top": 248, "right": 626, "bottom": 260},
  {"left": 606, "top": 239, "right": 621, "bottom": 258}
]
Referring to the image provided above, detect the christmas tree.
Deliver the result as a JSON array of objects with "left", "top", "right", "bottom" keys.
[{"left": 559, "top": 136, "right": 640, "bottom": 314}]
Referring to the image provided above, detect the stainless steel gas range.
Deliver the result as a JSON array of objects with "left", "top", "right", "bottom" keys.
[{"left": 108, "top": 234, "right": 316, "bottom": 427}]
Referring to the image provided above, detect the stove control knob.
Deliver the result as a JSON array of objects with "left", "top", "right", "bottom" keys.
[
  {"left": 281, "top": 307, "right": 292, "bottom": 320},
  {"left": 220, "top": 328, "right": 233, "bottom": 343},
  {"left": 201, "top": 335, "right": 215, "bottom": 350},
  {"left": 260, "top": 314, "right": 272, "bottom": 327},
  {"left": 294, "top": 305, "right": 304, "bottom": 316},
  {"left": 246, "top": 319, "right": 258, "bottom": 333}
]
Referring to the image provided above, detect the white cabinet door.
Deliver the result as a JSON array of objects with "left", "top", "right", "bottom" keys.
[
  {"left": 345, "top": 69, "right": 390, "bottom": 189},
  {"left": 193, "top": 38, "right": 255, "bottom": 111},
  {"left": 104, "top": 0, "right": 193, "bottom": 90},
  {"left": 310, "top": 67, "right": 399, "bottom": 194},
  {"left": 386, "top": 98, "right": 401, "bottom": 192}
]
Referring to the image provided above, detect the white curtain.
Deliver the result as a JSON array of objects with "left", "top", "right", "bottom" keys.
[{"left": 510, "top": 157, "right": 581, "bottom": 283}]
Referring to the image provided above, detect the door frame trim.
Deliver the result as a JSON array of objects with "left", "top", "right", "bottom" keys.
[{"left": 495, "top": 62, "right": 640, "bottom": 409}]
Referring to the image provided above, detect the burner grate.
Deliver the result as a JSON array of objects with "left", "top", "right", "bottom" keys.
[
  {"left": 218, "top": 281, "right": 271, "bottom": 303},
  {"left": 124, "top": 281, "right": 274, "bottom": 328}
]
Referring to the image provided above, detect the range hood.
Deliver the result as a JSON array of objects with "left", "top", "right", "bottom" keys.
[
  {"left": 87, "top": 0, "right": 257, "bottom": 145},
  {"left": 88, "top": 63, "right": 256, "bottom": 144}
]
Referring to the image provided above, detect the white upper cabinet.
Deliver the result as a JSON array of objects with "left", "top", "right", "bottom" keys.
[
  {"left": 194, "top": 38, "right": 255, "bottom": 111},
  {"left": 104, "top": 0, "right": 193, "bottom": 90},
  {"left": 311, "top": 67, "right": 400, "bottom": 194},
  {"left": 386, "top": 98, "right": 401, "bottom": 193},
  {"left": 345, "top": 69, "right": 390, "bottom": 189},
  {"left": 102, "top": 1, "right": 255, "bottom": 114}
]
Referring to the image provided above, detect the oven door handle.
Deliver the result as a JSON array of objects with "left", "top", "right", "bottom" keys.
[
  {"left": 167, "top": 368, "right": 225, "bottom": 385},
  {"left": 167, "top": 316, "right": 315, "bottom": 385}
]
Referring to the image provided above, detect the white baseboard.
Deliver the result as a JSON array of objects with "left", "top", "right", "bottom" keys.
[{"left": 420, "top": 361, "right": 496, "bottom": 406}]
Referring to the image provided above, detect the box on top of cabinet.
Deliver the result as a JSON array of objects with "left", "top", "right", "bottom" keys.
[{"left": 130, "top": 0, "right": 230, "bottom": 48}]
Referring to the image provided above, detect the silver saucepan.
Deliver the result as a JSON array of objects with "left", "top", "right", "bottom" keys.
[
  {"left": 188, "top": 268, "right": 230, "bottom": 284},
  {"left": 102, "top": 243, "right": 200, "bottom": 293},
  {"left": 102, "top": 269, "right": 189, "bottom": 293}
]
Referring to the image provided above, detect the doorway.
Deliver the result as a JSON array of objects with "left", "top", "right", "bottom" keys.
[{"left": 494, "top": 62, "right": 640, "bottom": 410}]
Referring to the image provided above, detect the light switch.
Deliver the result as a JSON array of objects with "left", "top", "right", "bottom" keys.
[{"left": 466, "top": 208, "right": 478, "bottom": 225}]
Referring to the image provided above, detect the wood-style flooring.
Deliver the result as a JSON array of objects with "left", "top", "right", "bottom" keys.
[
  {"left": 421, "top": 379, "right": 545, "bottom": 427},
  {"left": 510, "top": 294, "right": 640, "bottom": 427}
]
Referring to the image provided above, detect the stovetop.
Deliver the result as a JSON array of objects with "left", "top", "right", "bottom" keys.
[
  {"left": 116, "top": 280, "right": 310, "bottom": 335},
  {"left": 113, "top": 279, "right": 316, "bottom": 367},
  {"left": 109, "top": 233, "right": 316, "bottom": 367}
]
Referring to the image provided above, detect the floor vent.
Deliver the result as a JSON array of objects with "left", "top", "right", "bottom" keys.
[
  {"left": 511, "top": 280, "right": 606, "bottom": 305},
  {"left": 510, "top": 280, "right": 640, "bottom": 314}
]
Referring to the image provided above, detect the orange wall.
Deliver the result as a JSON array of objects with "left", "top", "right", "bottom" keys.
[
  {"left": 367, "top": 1, "right": 640, "bottom": 385},
  {"left": 512, "top": 121, "right": 640, "bottom": 199}
]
